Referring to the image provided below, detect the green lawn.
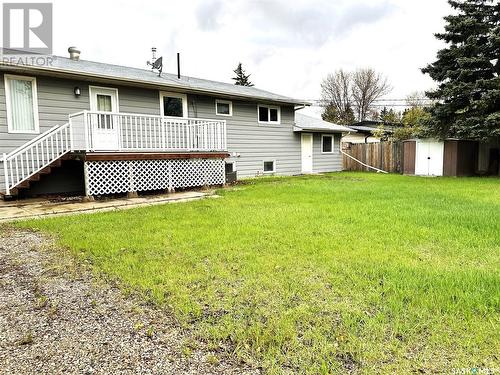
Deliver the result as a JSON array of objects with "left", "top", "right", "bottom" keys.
[{"left": 16, "top": 173, "right": 500, "bottom": 373}]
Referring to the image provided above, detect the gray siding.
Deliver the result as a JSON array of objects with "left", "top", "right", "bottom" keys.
[
  {"left": 0, "top": 74, "right": 164, "bottom": 191},
  {"left": 0, "top": 71, "right": 340, "bottom": 194},
  {"left": 188, "top": 94, "right": 301, "bottom": 178},
  {"left": 312, "top": 133, "right": 342, "bottom": 173}
]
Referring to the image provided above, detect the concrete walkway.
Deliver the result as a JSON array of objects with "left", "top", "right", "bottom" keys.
[{"left": 0, "top": 191, "right": 213, "bottom": 222}]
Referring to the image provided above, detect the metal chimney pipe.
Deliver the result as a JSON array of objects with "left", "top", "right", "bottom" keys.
[
  {"left": 177, "top": 53, "right": 181, "bottom": 79},
  {"left": 68, "top": 46, "right": 80, "bottom": 61}
]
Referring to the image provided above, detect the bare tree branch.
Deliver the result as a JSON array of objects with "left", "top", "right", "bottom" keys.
[
  {"left": 320, "top": 70, "right": 354, "bottom": 124},
  {"left": 351, "top": 68, "right": 392, "bottom": 121}
]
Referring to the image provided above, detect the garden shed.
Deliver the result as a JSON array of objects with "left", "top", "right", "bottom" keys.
[{"left": 403, "top": 138, "right": 478, "bottom": 177}]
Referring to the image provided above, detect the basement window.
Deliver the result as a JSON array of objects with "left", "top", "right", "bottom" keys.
[
  {"left": 225, "top": 162, "right": 235, "bottom": 173},
  {"left": 258, "top": 105, "right": 280, "bottom": 124},
  {"left": 263, "top": 160, "right": 275, "bottom": 173}
]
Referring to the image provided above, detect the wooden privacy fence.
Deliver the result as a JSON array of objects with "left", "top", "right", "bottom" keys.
[{"left": 342, "top": 142, "right": 403, "bottom": 173}]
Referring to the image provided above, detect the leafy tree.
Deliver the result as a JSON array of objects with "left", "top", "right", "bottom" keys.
[
  {"left": 379, "top": 107, "right": 401, "bottom": 124},
  {"left": 232, "top": 63, "right": 254, "bottom": 86},
  {"left": 375, "top": 95, "right": 430, "bottom": 141},
  {"left": 392, "top": 107, "right": 431, "bottom": 141},
  {"left": 422, "top": 0, "right": 500, "bottom": 140}
]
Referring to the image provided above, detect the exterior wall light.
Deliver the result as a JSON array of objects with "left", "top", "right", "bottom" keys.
[{"left": 74, "top": 87, "right": 81, "bottom": 97}]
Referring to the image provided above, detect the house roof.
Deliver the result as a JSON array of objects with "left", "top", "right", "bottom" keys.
[
  {"left": 0, "top": 53, "right": 309, "bottom": 105},
  {"left": 349, "top": 120, "right": 396, "bottom": 134},
  {"left": 294, "top": 113, "right": 354, "bottom": 133}
]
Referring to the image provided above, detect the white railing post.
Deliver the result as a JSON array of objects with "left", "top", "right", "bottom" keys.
[
  {"left": 3, "top": 153, "right": 10, "bottom": 196},
  {"left": 83, "top": 110, "right": 89, "bottom": 151},
  {"left": 68, "top": 116, "right": 75, "bottom": 151},
  {"left": 117, "top": 114, "right": 122, "bottom": 151}
]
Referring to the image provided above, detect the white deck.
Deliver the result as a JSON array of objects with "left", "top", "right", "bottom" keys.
[{"left": 2, "top": 111, "right": 227, "bottom": 195}]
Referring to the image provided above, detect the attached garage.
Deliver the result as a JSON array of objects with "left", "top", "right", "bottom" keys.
[{"left": 403, "top": 138, "right": 478, "bottom": 177}]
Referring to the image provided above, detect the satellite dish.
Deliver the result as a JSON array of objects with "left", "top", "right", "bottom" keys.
[
  {"left": 146, "top": 48, "right": 163, "bottom": 76},
  {"left": 152, "top": 57, "right": 163, "bottom": 71}
]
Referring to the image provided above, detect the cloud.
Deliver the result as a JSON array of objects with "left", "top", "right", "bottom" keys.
[
  {"left": 196, "top": 1, "right": 224, "bottom": 31},
  {"left": 50, "top": 0, "right": 451, "bottom": 101},
  {"left": 239, "top": 0, "right": 397, "bottom": 48}
]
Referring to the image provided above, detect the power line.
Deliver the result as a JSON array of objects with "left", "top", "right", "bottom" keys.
[{"left": 307, "top": 98, "right": 434, "bottom": 103}]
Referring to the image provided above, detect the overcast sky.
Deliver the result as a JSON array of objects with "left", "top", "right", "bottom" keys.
[{"left": 49, "top": 0, "right": 451, "bottom": 102}]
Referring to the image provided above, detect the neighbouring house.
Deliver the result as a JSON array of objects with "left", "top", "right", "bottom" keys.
[
  {"left": 342, "top": 120, "right": 394, "bottom": 144},
  {"left": 402, "top": 138, "right": 499, "bottom": 177},
  {"left": 0, "top": 48, "right": 347, "bottom": 199}
]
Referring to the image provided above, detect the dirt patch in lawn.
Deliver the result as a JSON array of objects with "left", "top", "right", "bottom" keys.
[{"left": 0, "top": 227, "right": 258, "bottom": 375}]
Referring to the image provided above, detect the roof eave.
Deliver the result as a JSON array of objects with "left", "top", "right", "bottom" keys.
[{"left": 293, "top": 126, "right": 352, "bottom": 133}]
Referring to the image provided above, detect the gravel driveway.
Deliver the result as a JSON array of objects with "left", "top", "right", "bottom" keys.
[{"left": 0, "top": 228, "right": 258, "bottom": 375}]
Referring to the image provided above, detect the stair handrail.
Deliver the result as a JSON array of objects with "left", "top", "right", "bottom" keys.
[
  {"left": 3, "top": 122, "right": 72, "bottom": 195},
  {"left": 3, "top": 124, "right": 63, "bottom": 161}
]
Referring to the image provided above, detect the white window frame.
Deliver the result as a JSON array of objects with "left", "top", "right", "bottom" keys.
[
  {"left": 5, "top": 74, "right": 40, "bottom": 134},
  {"left": 263, "top": 160, "right": 276, "bottom": 174},
  {"left": 257, "top": 104, "right": 281, "bottom": 125},
  {"left": 321, "top": 134, "right": 334, "bottom": 154},
  {"left": 215, "top": 99, "right": 233, "bottom": 116},
  {"left": 159, "top": 91, "right": 188, "bottom": 118}
]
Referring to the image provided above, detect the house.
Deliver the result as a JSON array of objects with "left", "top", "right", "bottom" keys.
[
  {"left": 403, "top": 138, "right": 499, "bottom": 177},
  {"left": 0, "top": 48, "right": 347, "bottom": 199},
  {"left": 342, "top": 120, "right": 394, "bottom": 144}
]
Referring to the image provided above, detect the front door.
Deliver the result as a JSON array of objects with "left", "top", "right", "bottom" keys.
[
  {"left": 301, "top": 133, "right": 313, "bottom": 174},
  {"left": 89, "top": 86, "right": 119, "bottom": 150}
]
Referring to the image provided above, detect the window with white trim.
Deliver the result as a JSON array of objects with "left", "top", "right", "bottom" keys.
[
  {"left": 5, "top": 75, "right": 39, "bottom": 133},
  {"left": 322, "top": 135, "right": 334, "bottom": 153},
  {"left": 258, "top": 105, "right": 280, "bottom": 124},
  {"left": 216, "top": 99, "right": 232, "bottom": 116},
  {"left": 160, "top": 91, "right": 187, "bottom": 117},
  {"left": 263, "top": 160, "right": 275, "bottom": 173}
]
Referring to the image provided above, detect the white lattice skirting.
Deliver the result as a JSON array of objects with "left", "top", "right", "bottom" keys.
[{"left": 84, "top": 158, "right": 225, "bottom": 195}]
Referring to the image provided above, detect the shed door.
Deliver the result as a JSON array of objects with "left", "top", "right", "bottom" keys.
[
  {"left": 301, "top": 133, "right": 313, "bottom": 173},
  {"left": 415, "top": 139, "right": 444, "bottom": 176}
]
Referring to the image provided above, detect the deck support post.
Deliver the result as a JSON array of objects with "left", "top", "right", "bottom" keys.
[
  {"left": 82, "top": 161, "right": 94, "bottom": 201},
  {"left": 127, "top": 191, "right": 138, "bottom": 198}
]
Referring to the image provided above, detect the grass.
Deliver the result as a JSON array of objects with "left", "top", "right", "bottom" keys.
[{"left": 15, "top": 173, "right": 500, "bottom": 373}]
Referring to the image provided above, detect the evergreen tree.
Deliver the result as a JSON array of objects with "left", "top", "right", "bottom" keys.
[
  {"left": 232, "top": 63, "right": 254, "bottom": 86},
  {"left": 321, "top": 103, "right": 355, "bottom": 125},
  {"left": 422, "top": 0, "right": 500, "bottom": 140},
  {"left": 379, "top": 107, "right": 401, "bottom": 124}
]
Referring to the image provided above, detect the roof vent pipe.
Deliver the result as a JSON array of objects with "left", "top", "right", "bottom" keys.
[
  {"left": 68, "top": 46, "right": 81, "bottom": 61},
  {"left": 177, "top": 52, "right": 181, "bottom": 79}
]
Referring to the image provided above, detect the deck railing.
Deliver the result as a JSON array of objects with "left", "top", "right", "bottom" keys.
[{"left": 69, "top": 111, "right": 227, "bottom": 152}]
